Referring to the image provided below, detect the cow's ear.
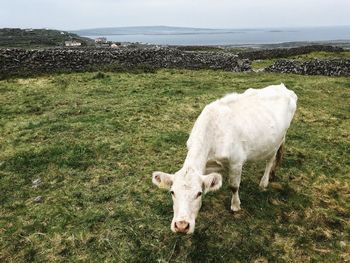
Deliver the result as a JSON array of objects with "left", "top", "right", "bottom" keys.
[
  {"left": 201, "top": 173, "right": 222, "bottom": 193},
  {"left": 152, "top": 171, "right": 174, "bottom": 190}
]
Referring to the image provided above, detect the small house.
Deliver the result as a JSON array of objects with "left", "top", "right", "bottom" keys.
[
  {"left": 95, "top": 37, "right": 107, "bottom": 43},
  {"left": 65, "top": 40, "right": 82, "bottom": 47}
]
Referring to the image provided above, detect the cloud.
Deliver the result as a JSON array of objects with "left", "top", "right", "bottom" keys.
[{"left": 0, "top": 0, "right": 349, "bottom": 29}]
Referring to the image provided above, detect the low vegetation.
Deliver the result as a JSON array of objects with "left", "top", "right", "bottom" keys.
[
  {"left": 0, "top": 28, "right": 93, "bottom": 48},
  {"left": 0, "top": 69, "right": 349, "bottom": 262}
]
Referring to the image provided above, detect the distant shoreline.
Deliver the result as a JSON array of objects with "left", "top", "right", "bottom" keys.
[
  {"left": 83, "top": 36, "right": 350, "bottom": 49},
  {"left": 75, "top": 26, "right": 350, "bottom": 47}
]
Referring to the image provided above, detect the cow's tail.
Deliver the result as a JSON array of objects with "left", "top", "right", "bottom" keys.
[{"left": 269, "top": 142, "right": 284, "bottom": 180}]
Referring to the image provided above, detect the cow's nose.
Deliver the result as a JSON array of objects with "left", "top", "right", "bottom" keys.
[{"left": 174, "top": 220, "right": 190, "bottom": 233}]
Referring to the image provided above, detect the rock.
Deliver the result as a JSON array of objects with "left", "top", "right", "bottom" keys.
[
  {"left": 34, "top": 196, "right": 43, "bottom": 203},
  {"left": 32, "top": 178, "right": 42, "bottom": 188}
]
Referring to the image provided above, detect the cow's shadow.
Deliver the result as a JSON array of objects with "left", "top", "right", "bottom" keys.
[
  {"left": 149, "top": 163, "right": 311, "bottom": 262},
  {"left": 185, "top": 174, "right": 311, "bottom": 262}
]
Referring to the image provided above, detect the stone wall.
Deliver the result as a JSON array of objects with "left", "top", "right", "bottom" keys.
[
  {"left": 0, "top": 47, "right": 251, "bottom": 78},
  {"left": 265, "top": 59, "right": 350, "bottom": 76},
  {"left": 238, "top": 45, "right": 344, "bottom": 60}
]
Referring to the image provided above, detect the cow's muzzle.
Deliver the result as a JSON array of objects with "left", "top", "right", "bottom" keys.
[{"left": 174, "top": 220, "right": 190, "bottom": 233}]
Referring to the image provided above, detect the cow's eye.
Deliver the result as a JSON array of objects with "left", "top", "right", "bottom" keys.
[
  {"left": 170, "top": 191, "right": 175, "bottom": 196},
  {"left": 196, "top": 192, "right": 202, "bottom": 198}
]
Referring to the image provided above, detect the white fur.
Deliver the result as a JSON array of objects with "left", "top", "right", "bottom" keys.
[{"left": 153, "top": 83, "right": 297, "bottom": 234}]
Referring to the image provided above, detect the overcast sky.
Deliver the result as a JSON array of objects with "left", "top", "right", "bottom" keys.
[{"left": 1, "top": 0, "right": 349, "bottom": 30}]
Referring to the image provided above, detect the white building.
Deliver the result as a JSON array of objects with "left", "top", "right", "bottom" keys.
[
  {"left": 95, "top": 37, "right": 107, "bottom": 43},
  {"left": 65, "top": 40, "right": 82, "bottom": 47}
]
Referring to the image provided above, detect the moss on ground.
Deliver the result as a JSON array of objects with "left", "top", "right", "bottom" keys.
[{"left": 0, "top": 70, "right": 349, "bottom": 262}]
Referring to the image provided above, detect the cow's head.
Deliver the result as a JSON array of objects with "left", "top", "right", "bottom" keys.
[{"left": 152, "top": 169, "right": 222, "bottom": 234}]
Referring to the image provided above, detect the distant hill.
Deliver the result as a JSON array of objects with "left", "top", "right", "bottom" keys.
[
  {"left": 71, "top": 26, "right": 237, "bottom": 36},
  {"left": 0, "top": 28, "right": 94, "bottom": 48}
]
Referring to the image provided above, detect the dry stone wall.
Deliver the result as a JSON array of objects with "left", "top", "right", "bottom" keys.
[
  {"left": 238, "top": 45, "right": 344, "bottom": 60},
  {"left": 0, "top": 47, "right": 251, "bottom": 78},
  {"left": 265, "top": 59, "right": 350, "bottom": 76},
  {"left": 1, "top": 46, "right": 348, "bottom": 78}
]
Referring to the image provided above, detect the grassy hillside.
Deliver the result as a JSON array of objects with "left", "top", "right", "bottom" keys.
[
  {"left": 0, "top": 70, "right": 349, "bottom": 262},
  {"left": 0, "top": 28, "right": 94, "bottom": 48}
]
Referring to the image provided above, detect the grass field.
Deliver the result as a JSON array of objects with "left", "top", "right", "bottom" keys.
[{"left": 0, "top": 69, "right": 349, "bottom": 262}]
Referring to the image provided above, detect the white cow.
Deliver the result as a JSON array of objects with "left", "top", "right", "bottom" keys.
[{"left": 152, "top": 83, "right": 297, "bottom": 234}]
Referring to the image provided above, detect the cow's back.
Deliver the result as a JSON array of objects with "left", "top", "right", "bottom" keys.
[{"left": 202, "top": 84, "right": 297, "bottom": 162}]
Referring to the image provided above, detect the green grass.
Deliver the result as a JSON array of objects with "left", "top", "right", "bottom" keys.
[
  {"left": 0, "top": 28, "right": 94, "bottom": 48},
  {"left": 0, "top": 70, "right": 349, "bottom": 262},
  {"left": 251, "top": 59, "right": 278, "bottom": 70}
]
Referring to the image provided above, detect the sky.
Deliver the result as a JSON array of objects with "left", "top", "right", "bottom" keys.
[{"left": 0, "top": 0, "right": 349, "bottom": 30}]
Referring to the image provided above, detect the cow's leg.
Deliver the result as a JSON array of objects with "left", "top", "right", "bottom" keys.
[
  {"left": 228, "top": 163, "right": 243, "bottom": 212},
  {"left": 259, "top": 154, "right": 276, "bottom": 189},
  {"left": 259, "top": 143, "right": 284, "bottom": 189}
]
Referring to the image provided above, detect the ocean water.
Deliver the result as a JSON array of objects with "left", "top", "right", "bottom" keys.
[{"left": 84, "top": 26, "right": 350, "bottom": 46}]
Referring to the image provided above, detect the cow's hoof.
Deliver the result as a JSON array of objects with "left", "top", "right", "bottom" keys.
[
  {"left": 230, "top": 205, "right": 241, "bottom": 212},
  {"left": 259, "top": 180, "right": 269, "bottom": 190}
]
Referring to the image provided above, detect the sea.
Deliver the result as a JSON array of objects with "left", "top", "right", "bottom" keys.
[{"left": 83, "top": 26, "right": 350, "bottom": 46}]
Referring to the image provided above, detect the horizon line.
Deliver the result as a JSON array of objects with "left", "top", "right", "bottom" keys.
[{"left": 2, "top": 24, "right": 350, "bottom": 32}]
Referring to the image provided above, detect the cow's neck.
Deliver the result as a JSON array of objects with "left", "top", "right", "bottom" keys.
[
  {"left": 183, "top": 149, "right": 208, "bottom": 174},
  {"left": 182, "top": 108, "right": 214, "bottom": 175},
  {"left": 183, "top": 137, "right": 211, "bottom": 175}
]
